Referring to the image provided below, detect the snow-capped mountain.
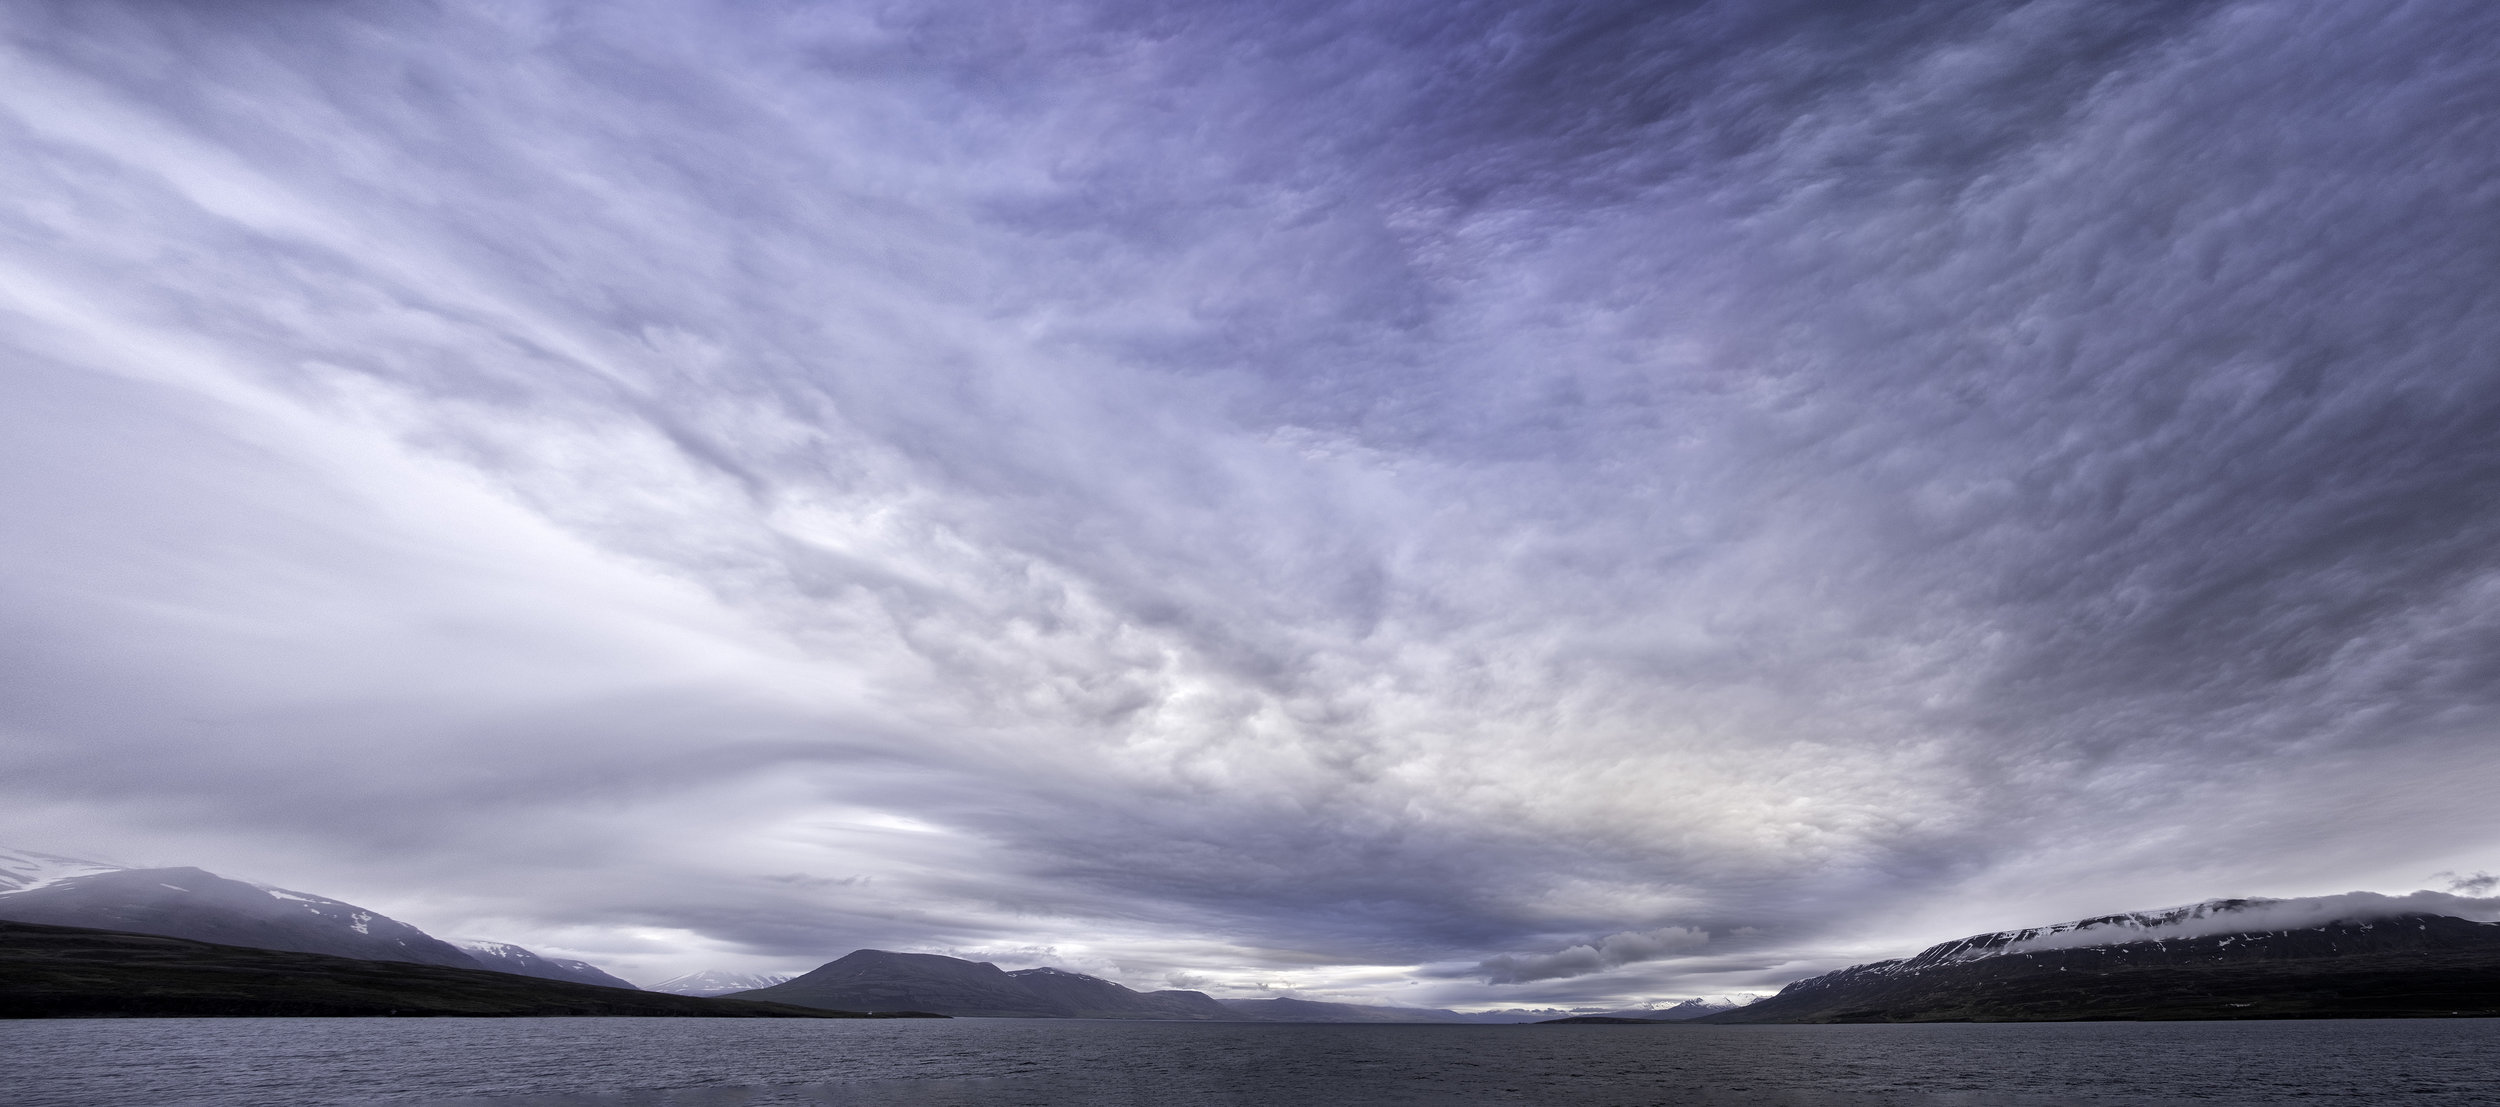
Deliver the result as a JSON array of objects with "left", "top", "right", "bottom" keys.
[
  {"left": 1860, "top": 891, "right": 2500, "bottom": 978},
  {"left": 0, "top": 845, "right": 633, "bottom": 987},
  {"left": 0, "top": 859, "right": 480, "bottom": 968},
  {"left": 1595, "top": 996, "right": 1759, "bottom": 1020},
  {"left": 1713, "top": 903, "right": 2500, "bottom": 1023},
  {"left": 650, "top": 970, "right": 793, "bottom": 996},
  {"left": 1693, "top": 890, "right": 2500, "bottom": 1024},
  {"left": 460, "top": 941, "right": 640, "bottom": 990}
]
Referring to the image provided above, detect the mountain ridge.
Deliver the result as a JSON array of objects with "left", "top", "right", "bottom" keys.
[
  {"left": 460, "top": 941, "right": 640, "bottom": 990},
  {"left": 0, "top": 845, "right": 637, "bottom": 991},
  {"left": 744, "top": 949, "right": 1236, "bottom": 1019}
]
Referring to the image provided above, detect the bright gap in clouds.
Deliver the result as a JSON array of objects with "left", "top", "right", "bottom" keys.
[{"left": 3, "top": 0, "right": 2500, "bottom": 1005}]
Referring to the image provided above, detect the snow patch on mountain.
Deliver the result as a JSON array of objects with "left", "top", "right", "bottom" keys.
[
  {"left": 0, "top": 847, "right": 126, "bottom": 894},
  {"left": 460, "top": 941, "right": 639, "bottom": 989}
]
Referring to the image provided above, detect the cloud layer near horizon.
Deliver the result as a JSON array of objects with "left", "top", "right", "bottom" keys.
[{"left": 3, "top": 0, "right": 2498, "bottom": 1004}]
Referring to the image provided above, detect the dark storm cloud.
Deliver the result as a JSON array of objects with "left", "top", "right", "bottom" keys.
[{"left": 2, "top": 0, "right": 2497, "bottom": 1000}]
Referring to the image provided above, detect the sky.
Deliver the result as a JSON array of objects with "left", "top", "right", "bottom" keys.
[{"left": 2, "top": 0, "right": 2497, "bottom": 1009}]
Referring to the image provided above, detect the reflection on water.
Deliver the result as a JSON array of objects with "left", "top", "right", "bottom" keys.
[{"left": 9, "top": 1017, "right": 2498, "bottom": 1107}]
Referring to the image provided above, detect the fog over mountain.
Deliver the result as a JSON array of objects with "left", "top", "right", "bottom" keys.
[
  {"left": 3, "top": 1, "right": 2498, "bottom": 1008},
  {"left": 651, "top": 971, "right": 794, "bottom": 999}
]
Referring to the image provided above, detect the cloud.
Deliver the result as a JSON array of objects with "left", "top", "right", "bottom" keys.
[
  {"left": 2441, "top": 872, "right": 2500, "bottom": 896},
  {"left": 1471, "top": 927, "right": 1713, "bottom": 985},
  {"left": 0, "top": 0, "right": 2497, "bottom": 1002}
]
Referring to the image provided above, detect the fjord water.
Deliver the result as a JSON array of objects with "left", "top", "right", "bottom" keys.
[{"left": 9, "top": 1018, "right": 2496, "bottom": 1106}]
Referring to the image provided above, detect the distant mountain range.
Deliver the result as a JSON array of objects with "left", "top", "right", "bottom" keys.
[
  {"left": 739, "top": 949, "right": 1545, "bottom": 1022},
  {"left": 0, "top": 846, "right": 633, "bottom": 990},
  {"left": 1589, "top": 997, "right": 1753, "bottom": 1021},
  {"left": 14, "top": 843, "right": 2497, "bottom": 1023},
  {"left": 1219, "top": 995, "right": 1533, "bottom": 1023},
  {"left": 1706, "top": 895, "right": 2500, "bottom": 1022}
]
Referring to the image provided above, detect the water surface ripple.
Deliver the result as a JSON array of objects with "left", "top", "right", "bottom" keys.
[{"left": 8, "top": 1017, "right": 2496, "bottom": 1106}]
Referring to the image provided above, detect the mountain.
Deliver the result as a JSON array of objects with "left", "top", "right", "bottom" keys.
[
  {"left": 0, "top": 864, "right": 483, "bottom": 968},
  {"left": 1451, "top": 1007, "right": 1577, "bottom": 1023},
  {"left": 461, "top": 941, "right": 639, "bottom": 990},
  {"left": 1538, "top": 1015, "right": 1675, "bottom": 1024},
  {"left": 1532, "top": 999, "right": 1755, "bottom": 1024},
  {"left": 651, "top": 969, "right": 792, "bottom": 997},
  {"left": 1593, "top": 997, "right": 1753, "bottom": 1021},
  {"left": 1006, "top": 965, "right": 1238, "bottom": 1019},
  {"left": 744, "top": 949, "right": 1233, "bottom": 1018},
  {"left": 0, "top": 919, "right": 902, "bottom": 1018},
  {"left": 746, "top": 950, "right": 1060, "bottom": 1016},
  {"left": 0, "top": 846, "right": 641, "bottom": 991},
  {"left": 743, "top": 950, "right": 1538, "bottom": 1021},
  {"left": 1709, "top": 897, "right": 2500, "bottom": 1023}
]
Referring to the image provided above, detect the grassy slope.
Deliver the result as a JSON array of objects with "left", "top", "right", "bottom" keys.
[{"left": 0, "top": 920, "right": 899, "bottom": 1018}]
